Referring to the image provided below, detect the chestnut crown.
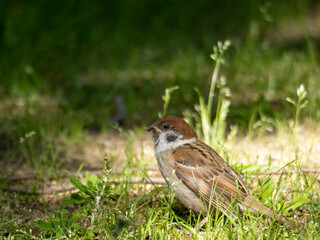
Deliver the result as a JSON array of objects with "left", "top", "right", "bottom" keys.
[{"left": 147, "top": 116, "right": 198, "bottom": 139}]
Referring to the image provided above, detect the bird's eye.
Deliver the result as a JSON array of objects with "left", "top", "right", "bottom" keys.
[{"left": 163, "top": 124, "right": 171, "bottom": 130}]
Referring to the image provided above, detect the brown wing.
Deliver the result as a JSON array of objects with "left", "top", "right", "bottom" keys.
[{"left": 172, "top": 141, "right": 250, "bottom": 212}]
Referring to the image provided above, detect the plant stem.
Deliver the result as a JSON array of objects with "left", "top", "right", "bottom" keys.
[
  {"left": 295, "top": 99, "right": 300, "bottom": 128},
  {"left": 207, "top": 61, "right": 221, "bottom": 121}
]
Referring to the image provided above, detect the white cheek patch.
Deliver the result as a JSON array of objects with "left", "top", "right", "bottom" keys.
[{"left": 154, "top": 133, "right": 196, "bottom": 155}]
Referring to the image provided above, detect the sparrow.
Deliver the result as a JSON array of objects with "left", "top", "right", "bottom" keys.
[{"left": 146, "top": 116, "right": 294, "bottom": 227}]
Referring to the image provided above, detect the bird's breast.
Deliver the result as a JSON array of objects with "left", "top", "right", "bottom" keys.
[
  {"left": 155, "top": 150, "right": 207, "bottom": 213},
  {"left": 155, "top": 150, "right": 176, "bottom": 183}
]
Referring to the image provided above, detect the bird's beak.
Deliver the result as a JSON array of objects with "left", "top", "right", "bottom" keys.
[{"left": 145, "top": 125, "right": 162, "bottom": 133}]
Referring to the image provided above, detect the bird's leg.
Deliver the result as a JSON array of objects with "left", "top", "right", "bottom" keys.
[{"left": 199, "top": 216, "right": 208, "bottom": 228}]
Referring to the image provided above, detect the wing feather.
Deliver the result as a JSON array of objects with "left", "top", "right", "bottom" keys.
[{"left": 173, "top": 141, "right": 249, "bottom": 212}]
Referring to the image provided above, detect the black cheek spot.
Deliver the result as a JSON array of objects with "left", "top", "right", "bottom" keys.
[{"left": 166, "top": 134, "right": 178, "bottom": 142}]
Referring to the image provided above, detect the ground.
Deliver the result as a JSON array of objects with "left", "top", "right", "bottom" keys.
[{"left": 1, "top": 121, "right": 319, "bottom": 238}]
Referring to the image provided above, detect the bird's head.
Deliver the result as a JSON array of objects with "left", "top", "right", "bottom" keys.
[{"left": 145, "top": 116, "right": 198, "bottom": 147}]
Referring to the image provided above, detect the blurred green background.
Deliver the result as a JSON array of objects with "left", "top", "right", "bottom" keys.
[
  {"left": 0, "top": 0, "right": 319, "bottom": 132},
  {"left": 1, "top": 2, "right": 319, "bottom": 237}
]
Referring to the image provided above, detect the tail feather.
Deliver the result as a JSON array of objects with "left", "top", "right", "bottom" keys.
[{"left": 241, "top": 196, "right": 296, "bottom": 229}]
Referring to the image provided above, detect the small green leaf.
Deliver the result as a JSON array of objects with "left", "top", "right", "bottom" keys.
[
  {"left": 286, "top": 97, "right": 296, "bottom": 106},
  {"left": 36, "top": 220, "right": 56, "bottom": 231},
  {"left": 284, "top": 193, "right": 309, "bottom": 211},
  {"left": 81, "top": 205, "right": 91, "bottom": 215},
  {"left": 60, "top": 209, "right": 68, "bottom": 221},
  {"left": 70, "top": 211, "right": 82, "bottom": 222},
  {"left": 261, "top": 179, "right": 275, "bottom": 203},
  {"left": 62, "top": 193, "right": 87, "bottom": 205},
  {"left": 300, "top": 91, "right": 307, "bottom": 100},
  {"left": 71, "top": 193, "right": 85, "bottom": 200},
  {"left": 86, "top": 173, "right": 100, "bottom": 188},
  {"left": 210, "top": 53, "right": 216, "bottom": 60},
  {"left": 300, "top": 100, "right": 308, "bottom": 109},
  {"left": 69, "top": 176, "right": 93, "bottom": 197}
]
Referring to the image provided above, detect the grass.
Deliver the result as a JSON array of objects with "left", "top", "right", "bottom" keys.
[
  {"left": 3, "top": 127, "right": 319, "bottom": 239},
  {"left": 1, "top": 44, "right": 320, "bottom": 238},
  {"left": 0, "top": 2, "right": 320, "bottom": 238}
]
